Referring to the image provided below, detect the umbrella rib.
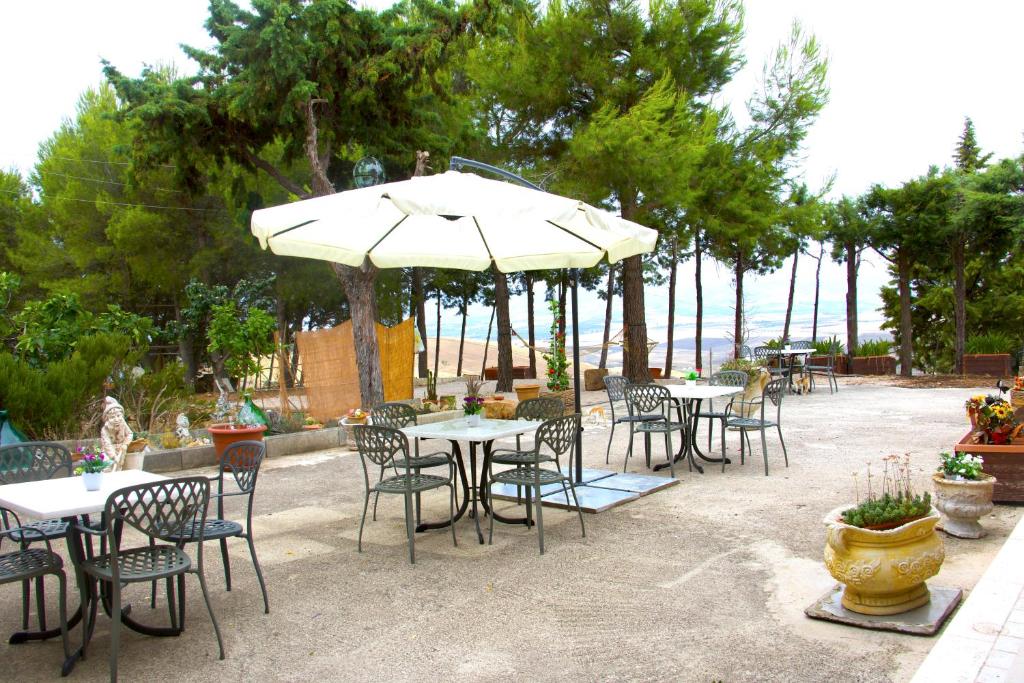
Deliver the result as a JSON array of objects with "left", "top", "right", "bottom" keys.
[
  {"left": 472, "top": 217, "right": 495, "bottom": 263},
  {"left": 545, "top": 216, "right": 603, "bottom": 251},
  {"left": 366, "top": 215, "right": 409, "bottom": 257},
  {"left": 270, "top": 219, "right": 317, "bottom": 238}
]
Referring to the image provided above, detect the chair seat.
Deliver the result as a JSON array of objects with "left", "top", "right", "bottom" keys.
[
  {"left": 805, "top": 364, "right": 832, "bottom": 371},
  {"left": 8, "top": 518, "right": 69, "bottom": 543},
  {"left": 0, "top": 547, "right": 63, "bottom": 582},
  {"left": 694, "top": 410, "right": 729, "bottom": 419},
  {"left": 81, "top": 545, "right": 191, "bottom": 582},
  {"left": 491, "top": 467, "right": 566, "bottom": 486},
  {"left": 375, "top": 473, "right": 449, "bottom": 494},
  {"left": 165, "top": 518, "right": 243, "bottom": 543},
  {"left": 489, "top": 449, "right": 553, "bottom": 466},
  {"left": 613, "top": 414, "right": 661, "bottom": 424},
  {"left": 635, "top": 421, "right": 685, "bottom": 433},
  {"left": 727, "top": 417, "right": 777, "bottom": 429},
  {"left": 393, "top": 452, "right": 449, "bottom": 470}
]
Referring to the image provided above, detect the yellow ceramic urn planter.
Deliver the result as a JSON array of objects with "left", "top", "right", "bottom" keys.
[{"left": 823, "top": 506, "right": 944, "bottom": 616}]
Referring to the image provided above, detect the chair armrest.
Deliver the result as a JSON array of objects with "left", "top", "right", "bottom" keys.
[
  {"left": 2, "top": 525, "right": 58, "bottom": 553},
  {"left": 72, "top": 521, "right": 107, "bottom": 537}
]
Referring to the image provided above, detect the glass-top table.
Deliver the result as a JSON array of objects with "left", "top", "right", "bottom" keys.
[{"left": 402, "top": 418, "right": 542, "bottom": 544}]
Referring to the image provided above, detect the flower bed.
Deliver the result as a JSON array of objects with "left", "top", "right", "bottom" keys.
[
  {"left": 954, "top": 430, "right": 1024, "bottom": 502},
  {"left": 850, "top": 355, "right": 896, "bottom": 375},
  {"left": 962, "top": 353, "right": 1013, "bottom": 376}
]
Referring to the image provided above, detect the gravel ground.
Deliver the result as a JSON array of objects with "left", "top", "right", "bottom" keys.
[{"left": 2, "top": 378, "right": 1018, "bottom": 682}]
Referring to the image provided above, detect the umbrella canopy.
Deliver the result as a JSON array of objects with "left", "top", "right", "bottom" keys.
[{"left": 250, "top": 171, "right": 657, "bottom": 271}]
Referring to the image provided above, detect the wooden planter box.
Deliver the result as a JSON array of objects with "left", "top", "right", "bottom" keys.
[
  {"left": 851, "top": 355, "right": 896, "bottom": 375},
  {"left": 584, "top": 368, "right": 609, "bottom": 391},
  {"left": 955, "top": 430, "right": 1024, "bottom": 502},
  {"left": 483, "top": 365, "right": 534, "bottom": 380},
  {"left": 963, "top": 353, "right": 1012, "bottom": 377},
  {"left": 807, "top": 355, "right": 849, "bottom": 375}
]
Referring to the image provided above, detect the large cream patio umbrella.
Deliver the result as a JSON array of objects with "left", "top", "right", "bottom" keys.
[{"left": 251, "top": 162, "right": 659, "bottom": 482}]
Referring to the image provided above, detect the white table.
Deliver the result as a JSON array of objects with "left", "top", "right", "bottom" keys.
[
  {"left": 658, "top": 384, "right": 744, "bottom": 473},
  {"left": 402, "top": 418, "right": 541, "bottom": 544},
  {"left": 0, "top": 469, "right": 168, "bottom": 673}
]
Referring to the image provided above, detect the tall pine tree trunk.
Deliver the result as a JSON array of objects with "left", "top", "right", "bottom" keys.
[
  {"left": 664, "top": 236, "right": 678, "bottom": 377},
  {"left": 332, "top": 264, "right": 383, "bottom": 405},
  {"left": 733, "top": 254, "right": 744, "bottom": 359},
  {"left": 481, "top": 305, "right": 495, "bottom": 375},
  {"left": 457, "top": 296, "right": 468, "bottom": 377},
  {"left": 811, "top": 243, "right": 824, "bottom": 342},
  {"left": 782, "top": 247, "right": 799, "bottom": 343},
  {"left": 694, "top": 231, "right": 704, "bottom": 373},
  {"left": 494, "top": 267, "right": 514, "bottom": 392},
  {"left": 620, "top": 202, "right": 649, "bottom": 383},
  {"left": 557, "top": 272, "right": 567, "bottom": 340},
  {"left": 845, "top": 240, "right": 859, "bottom": 363},
  {"left": 526, "top": 274, "right": 537, "bottom": 379},
  {"left": 433, "top": 289, "right": 441, "bottom": 378},
  {"left": 897, "top": 250, "right": 913, "bottom": 377},
  {"left": 413, "top": 268, "right": 427, "bottom": 378},
  {"left": 953, "top": 237, "right": 967, "bottom": 374},
  {"left": 599, "top": 265, "right": 615, "bottom": 369}
]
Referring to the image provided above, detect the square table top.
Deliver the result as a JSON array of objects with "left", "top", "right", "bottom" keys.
[
  {"left": 402, "top": 417, "right": 542, "bottom": 442},
  {"left": 773, "top": 348, "right": 813, "bottom": 355},
  {"left": 0, "top": 469, "right": 168, "bottom": 520},
  {"left": 664, "top": 384, "right": 744, "bottom": 400}
]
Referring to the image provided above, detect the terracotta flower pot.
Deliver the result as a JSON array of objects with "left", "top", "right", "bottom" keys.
[
  {"left": 823, "top": 506, "right": 944, "bottom": 616},
  {"left": 515, "top": 384, "right": 540, "bottom": 401},
  {"left": 207, "top": 423, "right": 266, "bottom": 465},
  {"left": 932, "top": 472, "right": 995, "bottom": 539}
]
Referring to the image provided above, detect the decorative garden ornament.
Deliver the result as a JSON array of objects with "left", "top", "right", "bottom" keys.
[
  {"left": 175, "top": 413, "right": 192, "bottom": 444},
  {"left": 100, "top": 397, "right": 133, "bottom": 471}
]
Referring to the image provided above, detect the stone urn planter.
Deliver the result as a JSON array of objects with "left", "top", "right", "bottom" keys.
[
  {"left": 823, "top": 506, "right": 944, "bottom": 616},
  {"left": 932, "top": 472, "right": 996, "bottom": 538}
]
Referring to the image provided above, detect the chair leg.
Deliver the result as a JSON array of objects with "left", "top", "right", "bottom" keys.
[
  {"left": 566, "top": 479, "right": 586, "bottom": 538},
  {"left": 177, "top": 574, "right": 186, "bottom": 631},
  {"left": 449, "top": 483, "right": 458, "bottom": 548},
  {"left": 21, "top": 579, "right": 29, "bottom": 630},
  {"left": 720, "top": 418, "right": 727, "bottom": 472},
  {"left": 372, "top": 465, "right": 385, "bottom": 521},
  {"left": 246, "top": 532, "right": 270, "bottom": 614},
  {"left": 35, "top": 575, "right": 47, "bottom": 631},
  {"left": 166, "top": 577, "right": 177, "bottom": 630},
  {"left": 56, "top": 572, "right": 70, "bottom": 661},
  {"left": 109, "top": 581, "right": 121, "bottom": 683},
  {"left": 623, "top": 424, "right": 635, "bottom": 473},
  {"left": 666, "top": 429, "right": 675, "bottom": 479},
  {"left": 488, "top": 480, "right": 495, "bottom": 545},
  {"left": 358, "top": 491, "right": 370, "bottom": 553},
  {"left": 195, "top": 565, "right": 226, "bottom": 660},
  {"left": 404, "top": 494, "right": 416, "bottom": 564},
  {"left": 149, "top": 537, "right": 158, "bottom": 609},
  {"left": 760, "top": 428, "right": 769, "bottom": 476},
  {"left": 605, "top": 422, "right": 616, "bottom": 464},
  {"left": 778, "top": 425, "right": 789, "bottom": 467},
  {"left": 535, "top": 485, "right": 545, "bottom": 555},
  {"left": 644, "top": 432, "right": 651, "bottom": 469},
  {"left": 220, "top": 537, "right": 232, "bottom": 591}
]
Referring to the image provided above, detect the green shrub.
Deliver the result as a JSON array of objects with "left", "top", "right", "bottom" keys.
[
  {"left": 965, "top": 332, "right": 1017, "bottom": 355},
  {"left": 812, "top": 335, "right": 844, "bottom": 356},
  {"left": 853, "top": 339, "right": 892, "bottom": 357},
  {"left": 840, "top": 491, "right": 932, "bottom": 528},
  {"left": 718, "top": 358, "right": 765, "bottom": 387}
]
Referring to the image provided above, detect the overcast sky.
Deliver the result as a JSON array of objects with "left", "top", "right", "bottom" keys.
[{"left": 2, "top": 1, "right": 1021, "bottom": 351}]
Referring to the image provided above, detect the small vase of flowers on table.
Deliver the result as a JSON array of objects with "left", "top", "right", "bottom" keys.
[
  {"left": 685, "top": 370, "right": 699, "bottom": 386},
  {"left": 75, "top": 445, "right": 113, "bottom": 491}
]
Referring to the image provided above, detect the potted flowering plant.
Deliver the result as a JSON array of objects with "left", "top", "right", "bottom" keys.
[
  {"left": 965, "top": 394, "right": 1018, "bottom": 444},
  {"left": 685, "top": 370, "right": 699, "bottom": 386},
  {"left": 74, "top": 445, "right": 114, "bottom": 491},
  {"left": 463, "top": 395, "right": 484, "bottom": 427},
  {"left": 542, "top": 300, "right": 570, "bottom": 392},
  {"left": 932, "top": 451, "right": 995, "bottom": 538},
  {"left": 1012, "top": 375, "right": 1024, "bottom": 410}
]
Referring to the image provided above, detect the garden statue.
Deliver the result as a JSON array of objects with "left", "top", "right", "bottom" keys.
[
  {"left": 175, "top": 413, "right": 192, "bottom": 444},
  {"left": 100, "top": 396, "right": 134, "bottom": 471}
]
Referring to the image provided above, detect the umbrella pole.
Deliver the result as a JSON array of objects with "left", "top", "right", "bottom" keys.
[{"left": 571, "top": 269, "right": 583, "bottom": 484}]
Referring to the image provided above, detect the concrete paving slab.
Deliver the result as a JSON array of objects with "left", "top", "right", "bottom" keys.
[
  {"left": 540, "top": 484, "right": 639, "bottom": 513},
  {"left": 586, "top": 471, "right": 679, "bottom": 495}
]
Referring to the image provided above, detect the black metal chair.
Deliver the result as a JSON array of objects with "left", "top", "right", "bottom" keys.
[
  {"left": 805, "top": 346, "right": 839, "bottom": 394},
  {"left": 489, "top": 397, "right": 565, "bottom": 501},
  {"left": 754, "top": 346, "right": 788, "bottom": 383},
  {"left": 738, "top": 344, "right": 753, "bottom": 360},
  {"left": 76, "top": 477, "right": 224, "bottom": 682},
  {"left": 693, "top": 370, "right": 748, "bottom": 470},
  {"left": 726, "top": 378, "right": 789, "bottom": 476},
  {"left": 623, "top": 384, "right": 683, "bottom": 477},
  {"left": 486, "top": 414, "right": 585, "bottom": 554},
  {"left": 372, "top": 402, "right": 452, "bottom": 523},
  {"left": 602, "top": 376, "right": 659, "bottom": 465},
  {"left": 0, "top": 442, "right": 72, "bottom": 632},
  {"left": 0, "top": 508, "right": 71, "bottom": 673},
  {"left": 353, "top": 425, "right": 456, "bottom": 564},
  {"left": 153, "top": 440, "right": 269, "bottom": 614}
]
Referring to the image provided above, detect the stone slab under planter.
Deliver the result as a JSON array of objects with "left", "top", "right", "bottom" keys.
[
  {"left": 962, "top": 353, "right": 1012, "bottom": 376},
  {"left": 954, "top": 430, "right": 1024, "bottom": 503},
  {"left": 805, "top": 584, "right": 962, "bottom": 636},
  {"left": 851, "top": 355, "right": 896, "bottom": 375}
]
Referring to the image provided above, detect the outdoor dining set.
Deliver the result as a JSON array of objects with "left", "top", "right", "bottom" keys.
[{"left": 0, "top": 440, "right": 269, "bottom": 682}]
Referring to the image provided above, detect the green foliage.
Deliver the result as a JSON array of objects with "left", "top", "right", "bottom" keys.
[
  {"left": 841, "top": 491, "right": 932, "bottom": 529},
  {"left": 965, "top": 332, "right": 1017, "bottom": 355},
  {"left": 853, "top": 339, "right": 893, "bottom": 357},
  {"left": 938, "top": 451, "right": 984, "bottom": 480},
  {"left": 812, "top": 335, "right": 844, "bottom": 355},
  {"left": 0, "top": 333, "right": 133, "bottom": 439},
  {"left": 718, "top": 359, "right": 764, "bottom": 387},
  {"left": 115, "top": 362, "right": 189, "bottom": 434},
  {"left": 425, "top": 369, "right": 437, "bottom": 401},
  {"left": 542, "top": 299, "right": 569, "bottom": 391},
  {"left": 206, "top": 302, "right": 276, "bottom": 381}
]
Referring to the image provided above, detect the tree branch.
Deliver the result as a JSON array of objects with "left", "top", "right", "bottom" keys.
[{"left": 241, "top": 148, "right": 311, "bottom": 199}]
